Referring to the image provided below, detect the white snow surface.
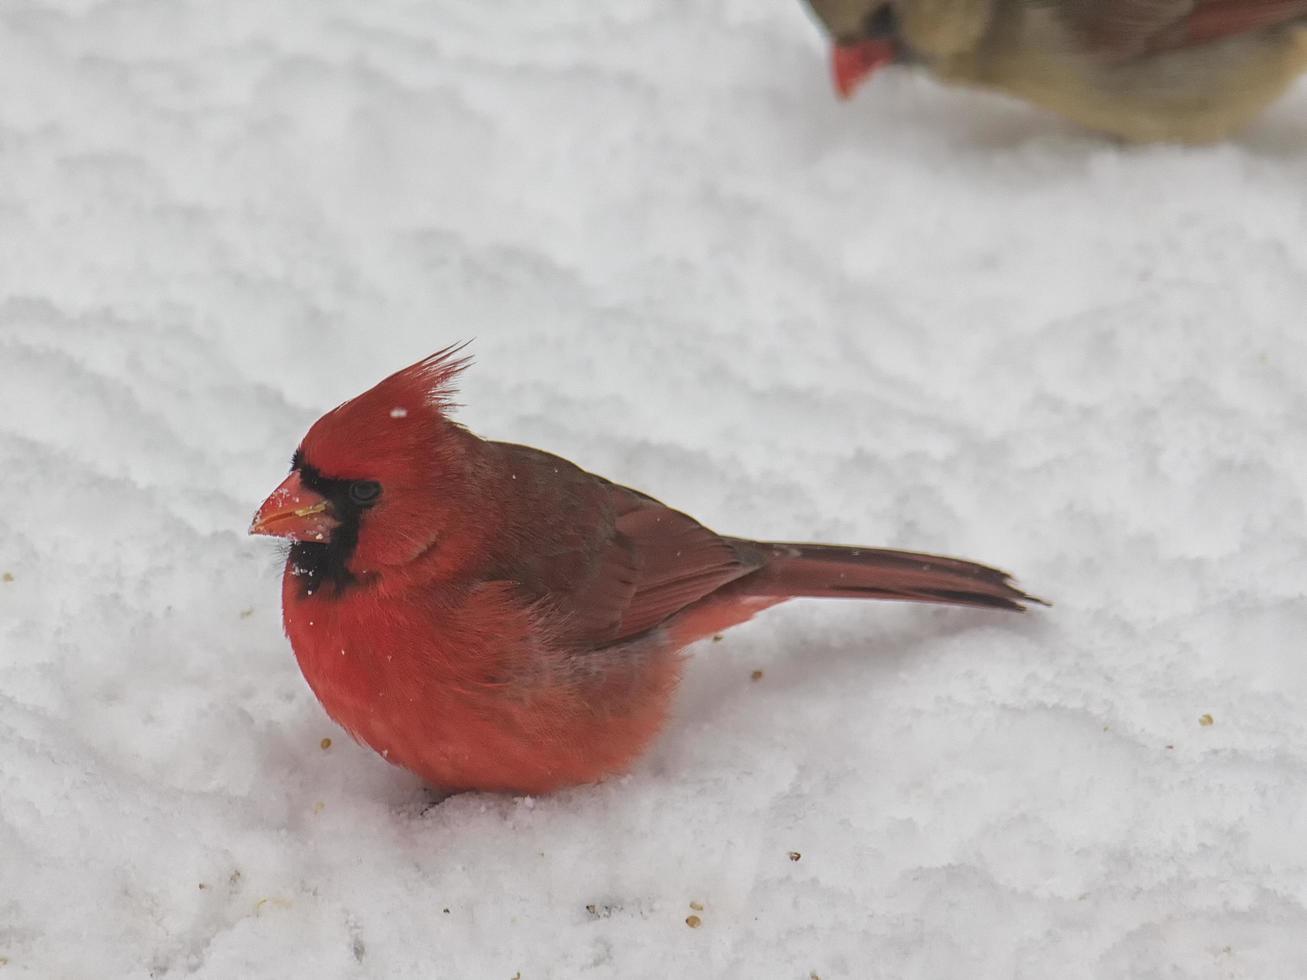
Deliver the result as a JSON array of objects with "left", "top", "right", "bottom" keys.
[{"left": 3, "top": 1, "right": 1307, "bottom": 977}]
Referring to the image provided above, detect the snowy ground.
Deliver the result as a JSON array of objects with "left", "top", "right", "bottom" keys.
[{"left": 3, "top": 1, "right": 1307, "bottom": 977}]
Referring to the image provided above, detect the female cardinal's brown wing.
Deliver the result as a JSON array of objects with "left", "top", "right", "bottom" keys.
[{"left": 1062, "top": 0, "right": 1307, "bottom": 58}]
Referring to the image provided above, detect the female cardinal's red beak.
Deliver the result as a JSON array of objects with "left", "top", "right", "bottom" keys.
[
  {"left": 832, "top": 39, "right": 896, "bottom": 98},
  {"left": 250, "top": 471, "right": 339, "bottom": 542}
]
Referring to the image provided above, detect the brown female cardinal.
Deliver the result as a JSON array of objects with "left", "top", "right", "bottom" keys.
[
  {"left": 804, "top": 0, "right": 1307, "bottom": 142},
  {"left": 250, "top": 348, "right": 1041, "bottom": 795}
]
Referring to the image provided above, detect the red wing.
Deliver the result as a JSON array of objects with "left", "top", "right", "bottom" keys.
[
  {"left": 484, "top": 443, "right": 759, "bottom": 648},
  {"left": 602, "top": 496, "right": 757, "bottom": 641},
  {"left": 1063, "top": 0, "right": 1307, "bottom": 58}
]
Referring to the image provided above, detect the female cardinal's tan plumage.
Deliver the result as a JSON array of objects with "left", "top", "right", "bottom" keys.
[
  {"left": 805, "top": 0, "right": 1307, "bottom": 141},
  {"left": 250, "top": 349, "right": 1042, "bottom": 795}
]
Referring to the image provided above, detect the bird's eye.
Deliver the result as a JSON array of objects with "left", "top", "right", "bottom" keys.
[
  {"left": 864, "top": 4, "right": 897, "bottom": 38},
  {"left": 348, "top": 480, "right": 382, "bottom": 505}
]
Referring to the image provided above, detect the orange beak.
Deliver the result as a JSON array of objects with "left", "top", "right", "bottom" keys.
[
  {"left": 832, "top": 39, "right": 896, "bottom": 99},
  {"left": 249, "top": 471, "right": 339, "bottom": 542}
]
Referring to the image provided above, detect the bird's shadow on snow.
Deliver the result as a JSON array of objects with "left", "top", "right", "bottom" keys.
[
  {"left": 819, "top": 73, "right": 1097, "bottom": 155},
  {"left": 1239, "top": 114, "right": 1307, "bottom": 157}
]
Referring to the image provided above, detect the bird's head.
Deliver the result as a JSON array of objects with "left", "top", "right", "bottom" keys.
[
  {"left": 804, "top": 0, "right": 996, "bottom": 97},
  {"left": 250, "top": 345, "right": 480, "bottom": 592}
]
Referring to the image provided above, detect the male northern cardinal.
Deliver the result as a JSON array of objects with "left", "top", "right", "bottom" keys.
[
  {"left": 804, "top": 0, "right": 1307, "bottom": 142},
  {"left": 250, "top": 349, "right": 1041, "bottom": 795}
]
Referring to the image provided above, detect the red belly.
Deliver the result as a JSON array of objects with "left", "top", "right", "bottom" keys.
[{"left": 281, "top": 577, "right": 685, "bottom": 794}]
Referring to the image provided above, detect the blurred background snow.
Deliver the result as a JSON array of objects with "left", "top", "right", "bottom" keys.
[{"left": 2, "top": 0, "right": 1307, "bottom": 977}]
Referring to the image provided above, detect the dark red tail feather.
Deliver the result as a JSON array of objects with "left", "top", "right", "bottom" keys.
[{"left": 728, "top": 540, "right": 1044, "bottom": 613}]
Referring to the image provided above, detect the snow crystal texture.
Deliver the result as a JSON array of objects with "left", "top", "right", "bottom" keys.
[{"left": 2, "top": 1, "right": 1306, "bottom": 977}]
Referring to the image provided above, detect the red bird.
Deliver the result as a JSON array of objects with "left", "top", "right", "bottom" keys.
[{"left": 250, "top": 349, "right": 1041, "bottom": 795}]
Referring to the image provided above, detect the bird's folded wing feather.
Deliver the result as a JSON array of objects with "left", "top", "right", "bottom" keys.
[
  {"left": 1059, "top": 0, "right": 1307, "bottom": 58},
  {"left": 598, "top": 494, "right": 759, "bottom": 642},
  {"left": 486, "top": 444, "right": 758, "bottom": 648}
]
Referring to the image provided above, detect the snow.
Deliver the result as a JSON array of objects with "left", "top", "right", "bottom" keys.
[{"left": 3, "top": 0, "right": 1307, "bottom": 976}]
